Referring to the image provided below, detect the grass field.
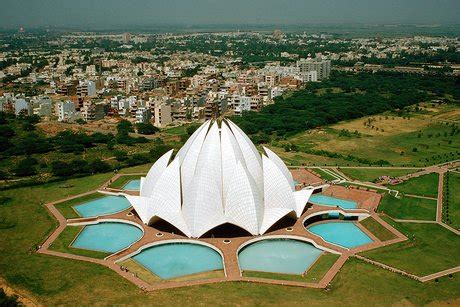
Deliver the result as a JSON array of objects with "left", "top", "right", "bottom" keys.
[
  {"left": 54, "top": 192, "right": 104, "bottom": 219},
  {"left": 360, "top": 217, "right": 397, "bottom": 241},
  {"left": 109, "top": 175, "right": 141, "bottom": 189},
  {"left": 49, "top": 226, "right": 110, "bottom": 259},
  {"left": 273, "top": 104, "right": 460, "bottom": 167},
  {"left": 378, "top": 194, "right": 437, "bottom": 220},
  {"left": 361, "top": 220, "right": 460, "bottom": 276},
  {"left": 1, "top": 171, "right": 459, "bottom": 305},
  {"left": 163, "top": 125, "right": 189, "bottom": 135},
  {"left": 311, "top": 168, "right": 338, "bottom": 181},
  {"left": 445, "top": 172, "right": 460, "bottom": 229},
  {"left": 118, "top": 163, "right": 150, "bottom": 174},
  {"left": 391, "top": 173, "right": 439, "bottom": 198},
  {"left": 339, "top": 168, "right": 421, "bottom": 182},
  {"left": 242, "top": 253, "right": 340, "bottom": 283}
]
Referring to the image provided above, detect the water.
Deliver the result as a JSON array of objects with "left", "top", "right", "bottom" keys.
[
  {"left": 122, "top": 179, "right": 141, "bottom": 191},
  {"left": 309, "top": 194, "right": 357, "bottom": 209},
  {"left": 133, "top": 243, "right": 223, "bottom": 279},
  {"left": 73, "top": 195, "right": 131, "bottom": 217},
  {"left": 308, "top": 222, "right": 373, "bottom": 248},
  {"left": 72, "top": 222, "right": 143, "bottom": 253},
  {"left": 238, "top": 239, "right": 323, "bottom": 275}
]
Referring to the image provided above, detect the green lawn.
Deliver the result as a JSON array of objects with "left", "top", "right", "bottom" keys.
[
  {"left": 1, "top": 172, "right": 460, "bottom": 305},
  {"left": 108, "top": 175, "right": 141, "bottom": 189},
  {"left": 242, "top": 253, "right": 340, "bottom": 283},
  {"left": 118, "top": 163, "right": 150, "bottom": 174},
  {"left": 360, "top": 221, "right": 460, "bottom": 276},
  {"left": 311, "top": 168, "right": 338, "bottom": 181},
  {"left": 360, "top": 217, "right": 397, "bottom": 241},
  {"left": 304, "top": 253, "right": 341, "bottom": 282},
  {"left": 49, "top": 226, "right": 110, "bottom": 259},
  {"left": 54, "top": 192, "right": 104, "bottom": 219},
  {"left": 277, "top": 113, "right": 460, "bottom": 167},
  {"left": 163, "top": 125, "right": 188, "bottom": 135},
  {"left": 378, "top": 194, "right": 437, "bottom": 220},
  {"left": 390, "top": 173, "right": 439, "bottom": 198},
  {"left": 339, "top": 168, "right": 421, "bottom": 182},
  {"left": 444, "top": 172, "right": 460, "bottom": 230}
]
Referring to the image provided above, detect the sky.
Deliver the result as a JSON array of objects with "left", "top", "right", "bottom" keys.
[{"left": 1, "top": 0, "right": 459, "bottom": 29}]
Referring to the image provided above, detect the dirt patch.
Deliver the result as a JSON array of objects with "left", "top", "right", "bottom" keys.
[
  {"left": 332, "top": 116, "right": 430, "bottom": 137},
  {"left": 36, "top": 121, "right": 83, "bottom": 136},
  {"left": 0, "top": 277, "right": 39, "bottom": 306}
]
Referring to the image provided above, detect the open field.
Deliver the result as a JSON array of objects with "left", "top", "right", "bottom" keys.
[
  {"left": 445, "top": 172, "right": 460, "bottom": 229},
  {"left": 390, "top": 173, "right": 439, "bottom": 198},
  {"left": 361, "top": 220, "right": 460, "bottom": 276},
  {"left": 0, "top": 172, "right": 459, "bottom": 305},
  {"left": 273, "top": 104, "right": 460, "bottom": 167},
  {"left": 378, "top": 194, "right": 437, "bottom": 220},
  {"left": 332, "top": 115, "right": 431, "bottom": 137},
  {"left": 310, "top": 168, "right": 338, "bottom": 181},
  {"left": 118, "top": 163, "right": 150, "bottom": 174},
  {"left": 360, "top": 217, "right": 397, "bottom": 241},
  {"left": 49, "top": 226, "right": 110, "bottom": 259},
  {"left": 339, "top": 168, "right": 421, "bottom": 182}
]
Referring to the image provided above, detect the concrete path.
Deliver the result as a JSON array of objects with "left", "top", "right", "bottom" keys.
[
  {"left": 404, "top": 194, "right": 437, "bottom": 200},
  {"left": 36, "top": 169, "right": 459, "bottom": 291}
]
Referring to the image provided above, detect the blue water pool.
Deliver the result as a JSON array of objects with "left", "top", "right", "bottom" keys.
[
  {"left": 72, "top": 222, "right": 143, "bottom": 253},
  {"left": 133, "top": 243, "right": 223, "bottom": 279},
  {"left": 238, "top": 239, "right": 323, "bottom": 275},
  {"left": 123, "top": 179, "right": 141, "bottom": 191},
  {"left": 73, "top": 195, "right": 131, "bottom": 217},
  {"left": 308, "top": 222, "right": 373, "bottom": 248},
  {"left": 309, "top": 194, "right": 357, "bottom": 209}
]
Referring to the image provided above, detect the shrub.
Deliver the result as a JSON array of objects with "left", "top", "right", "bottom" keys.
[
  {"left": 12, "top": 157, "right": 38, "bottom": 177},
  {"left": 136, "top": 122, "right": 159, "bottom": 135}
]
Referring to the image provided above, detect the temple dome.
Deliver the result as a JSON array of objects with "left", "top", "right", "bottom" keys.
[{"left": 124, "top": 119, "right": 313, "bottom": 238}]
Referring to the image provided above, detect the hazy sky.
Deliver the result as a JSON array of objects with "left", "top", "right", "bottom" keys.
[{"left": 1, "top": 0, "right": 459, "bottom": 28}]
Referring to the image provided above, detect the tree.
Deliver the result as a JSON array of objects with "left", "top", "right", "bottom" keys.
[
  {"left": 0, "top": 288, "right": 19, "bottom": 307},
  {"left": 186, "top": 124, "right": 200, "bottom": 136},
  {"left": 12, "top": 157, "right": 38, "bottom": 177},
  {"left": 136, "top": 122, "right": 159, "bottom": 135},
  {"left": 114, "top": 150, "right": 128, "bottom": 162},
  {"left": 51, "top": 161, "right": 73, "bottom": 177},
  {"left": 117, "top": 120, "right": 134, "bottom": 134},
  {"left": 0, "top": 126, "right": 15, "bottom": 137},
  {"left": 126, "top": 153, "right": 151, "bottom": 166},
  {"left": 149, "top": 144, "right": 172, "bottom": 160},
  {"left": 88, "top": 159, "right": 112, "bottom": 173}
]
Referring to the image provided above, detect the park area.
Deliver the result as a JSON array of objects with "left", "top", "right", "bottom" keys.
[{"left": 272, "top": 104, "right": 460, "bottom": 167}]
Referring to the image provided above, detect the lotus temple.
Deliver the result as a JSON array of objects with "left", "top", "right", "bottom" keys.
[{"left": 39, "top": 119, "right": 407, "bottom": 290}]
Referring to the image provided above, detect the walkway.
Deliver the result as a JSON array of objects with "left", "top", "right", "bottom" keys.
[
  {"left": 38, "top": 173, "right": 411, "bottom": 291},
  {"left": 355, "top": 255, "right": 460, "bottom": 283},
  {"left": 37, "top": 164, "right": 459, "bottom": 291}
]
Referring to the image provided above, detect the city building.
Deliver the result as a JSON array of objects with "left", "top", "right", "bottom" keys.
[
  {"left": 135, "top": 107, "right": 152, "bottom": 123},
  {"left": 55, "top": 101, "right": 76, "bottom": 122},
  {"left": 14, "top": 98, "right": 32, "bottom": 116},
  {"left": 297, "top": 56, "right": 331, "bottom": 80},
  {"left": 153, "top": 104, "right": 172, "bottom": 128}
]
